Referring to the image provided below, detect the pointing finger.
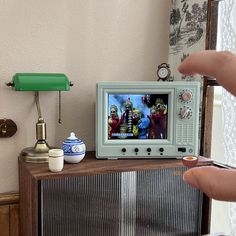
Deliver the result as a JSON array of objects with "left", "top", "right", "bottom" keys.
[
  {"left": 178, "top": 50, "right": 236, "bottom": 96},
  {"left": 183, "top": 166, "right": 236, "bottom": 201}
]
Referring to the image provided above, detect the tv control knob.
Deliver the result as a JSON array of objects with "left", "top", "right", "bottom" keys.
[
  {"left": 181, "top": 90, "right": 192, "bottom": 102},
  {"left": 134, "top": 148, "right": 139, "bottom": 153},
  {"left": 122, "top": 148, "right": 126, "bottom": 153},
  {"left": 180, "top": 107, "right": 192, "bottom": 119},
  {"left": 159, "top": 148, "right": 164, "bottom": 152},
  {"left": 147, "top": 148, "right": 151, "bottom": 153}
]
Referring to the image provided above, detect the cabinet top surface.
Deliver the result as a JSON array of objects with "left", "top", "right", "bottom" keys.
[{"left": 19, "top": 151, "right": 213, "bottom": 180}]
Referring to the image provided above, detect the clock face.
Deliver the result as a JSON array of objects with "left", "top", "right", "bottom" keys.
[{"left": 158, "top": 67, "right": 169, "bottom": 79}]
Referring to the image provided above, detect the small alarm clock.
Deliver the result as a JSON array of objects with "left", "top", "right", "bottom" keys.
[{"left": 157, "top": 63, "right": 171, "bottom": 81}]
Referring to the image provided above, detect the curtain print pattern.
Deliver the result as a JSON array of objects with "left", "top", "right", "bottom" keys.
[{"left": 168, "top": 0, "right": 207, "bottom": 81}]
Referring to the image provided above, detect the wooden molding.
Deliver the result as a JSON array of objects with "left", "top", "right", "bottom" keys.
[{"left": 0, "top": 193, "right": 19, "bottom": 206}]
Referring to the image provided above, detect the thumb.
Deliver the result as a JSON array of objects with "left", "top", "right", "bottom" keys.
[{"left": 183, "top": 166, "right": 236, "bottom": 201}]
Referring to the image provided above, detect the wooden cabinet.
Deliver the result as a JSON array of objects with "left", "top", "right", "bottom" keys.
[
  {"left": 19, "top": 152, "right": 212, "bottom": 236},
  {"left": 0, "top": 193, "right": 19, "bottom": 236}
]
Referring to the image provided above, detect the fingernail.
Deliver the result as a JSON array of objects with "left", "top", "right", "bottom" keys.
[{"left": 183, "top": 170, "right": 199, "bottom": 188}]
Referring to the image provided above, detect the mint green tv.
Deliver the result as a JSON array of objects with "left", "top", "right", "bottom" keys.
[{"left": 96, "top": 81, "right": 201, "bottom": 159}]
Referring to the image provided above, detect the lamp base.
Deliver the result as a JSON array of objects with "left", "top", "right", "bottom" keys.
[{"left": 20, "top": 141, "right": 55, "bottom": 163}]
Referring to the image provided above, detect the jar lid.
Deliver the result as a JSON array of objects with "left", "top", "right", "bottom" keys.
[
  {"left": 67, "top": 132, "right": 78, "bottom": 140},
  {"left": 49, "top": 149, "right": 64, "bottom": 157}
]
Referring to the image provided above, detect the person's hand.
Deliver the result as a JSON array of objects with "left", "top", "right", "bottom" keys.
[
  {"left": 183, "top": 166, "right": 236, "bottom": 201},
  {"left": 178, "top": 50, "right": 236, "bottom": 96},
  {"left": 178, "top": 50, "right": 236, "bottom": 201}
]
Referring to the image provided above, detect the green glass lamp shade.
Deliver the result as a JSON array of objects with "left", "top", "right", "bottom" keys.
[{"left": 12, "top": 73, "right": 70, "bottom": 91}]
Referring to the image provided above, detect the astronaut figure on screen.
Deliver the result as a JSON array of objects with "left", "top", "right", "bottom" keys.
[{"left": 108, "top": 104, "right": 124, "bottom": 139}]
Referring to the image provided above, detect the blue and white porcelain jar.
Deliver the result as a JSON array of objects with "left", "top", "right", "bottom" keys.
[{"left": 61, "top": 132, "right": 86, "bottom": 163}]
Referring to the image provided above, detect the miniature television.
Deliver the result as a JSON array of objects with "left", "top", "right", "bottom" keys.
[{"left": 96, "top": 81, "right": 201, "bottom": 159}]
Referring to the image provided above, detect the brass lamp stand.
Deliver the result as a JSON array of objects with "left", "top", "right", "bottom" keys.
[{"left": 20, "top": 92, "right": 52, "bottom": 163}]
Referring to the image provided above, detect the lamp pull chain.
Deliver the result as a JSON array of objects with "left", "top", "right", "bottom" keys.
[{"left": 58, "top": 91, "right": 62, "bottom": 124}]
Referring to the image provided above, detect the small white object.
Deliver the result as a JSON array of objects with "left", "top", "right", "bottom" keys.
[
  {"left": 48, "top": 149, "right": 64, "bottom": 172},
  {"left": 61, "top": 132, "right": 86, "bottom": 163}
]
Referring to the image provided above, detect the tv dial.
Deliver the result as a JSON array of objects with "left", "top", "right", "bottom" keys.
[
  {"left": 180, "top": 90, "right": 192, "bottom": 103},
  {"left": 180, "top": 107, "right": 192, "bottom": 119}
]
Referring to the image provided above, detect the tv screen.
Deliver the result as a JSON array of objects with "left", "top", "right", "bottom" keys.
[{"left": 108, "top": 93, "right": 168, "bottom": 140}]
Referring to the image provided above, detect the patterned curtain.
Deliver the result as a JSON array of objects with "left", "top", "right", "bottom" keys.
[
  {"left": 168, "top": 0, "right": 207, "bottom": 82},
  {"left": 218, "top": 0, "right": 236, "bottom": 234}
]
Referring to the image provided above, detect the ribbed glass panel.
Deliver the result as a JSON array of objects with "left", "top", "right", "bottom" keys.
[
  {"left": 41, "top": 166, "right": 202, "bottom": 236},
  {"left": 136, "top": 167, "right": 202, "bottom": 236},
  {"left": 120, "top": 172, "right": 136, "bottom": 236},
  {"left": 41, "top": 173, "right": 122, "bottom": 236}
]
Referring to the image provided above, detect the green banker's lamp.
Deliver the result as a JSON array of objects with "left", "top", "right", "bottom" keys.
[{"left": 7, "top": 73, "right": 73, "bottom": 163}]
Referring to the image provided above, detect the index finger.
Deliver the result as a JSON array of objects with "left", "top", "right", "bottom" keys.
[
  {"left": 183, "top": 166, "right": 236, "bottom": 201},
  {"left": 178, "top": 50, "right": 236, "bottom": 96}
]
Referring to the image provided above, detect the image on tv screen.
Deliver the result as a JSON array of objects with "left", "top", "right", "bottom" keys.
[{"left": 107, "top": 93, "right": 168, "bottom": 140}]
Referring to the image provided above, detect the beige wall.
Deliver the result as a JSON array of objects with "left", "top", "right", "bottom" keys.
[{"left": 0, "top": 0, "right": 171, "bottom": 193}]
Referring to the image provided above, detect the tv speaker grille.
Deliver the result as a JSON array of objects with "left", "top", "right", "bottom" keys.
[
  {"left": 176, "top": 124, "right": 194, "bottom": 145},
  {"left": 41, "top": 166, "right": 203, "bottom": 236}
]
